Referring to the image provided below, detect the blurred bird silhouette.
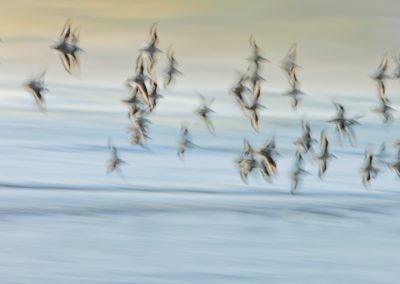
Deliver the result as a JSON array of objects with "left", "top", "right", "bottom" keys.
[
  {"left": 128, "top": 109, "right": 151, "bottom": 147},
  {"left": 283, "top": 66, "right": 305, "bottom": 110},
  {"left": 51, "top": 19, "right": 83, "bottom": 74},
  {"left": 178, "top": 124, "right": 196, "bottom": 160},
  {"left": 256, "top": 136, "right": 279, "bottom": 182},
  {"left": 290, "top": 151, "right": 309, "bottom": 194},
  {"left": 372, "top": 82, "right": 395, "bottom": 123},
  {"left": 247, "top": 36, "right": 269, "bottom": 69},
  {"left": 371, "top": 54, "right": 390, "bottom": 92},
  {"left": 140, "top": 23, "right": 161, "bottom": 73},
  {"left": 126, "top": 53, "right": 150, "bottom": 106},
  {"left": 194, "top": 94, "right": 215, "bottom": 133},
  {"left": 314, "top": 131, "right": 336, "bottom": 178},
  {"left": 148, "top": 80, "right": 163, "bottom": 112},
  {"left": 386, "top": 141, "right": 400, "bottom": 177},
  {"left": 294, "top": 120, "right": 317, "bottom": 154},
  {"left": 360, "top": 150, "right": 379, "bottom": 188},
  {"left": 107, "top": 139, "right": 127, "bottom": 176},
  {"left": 164, "top": 48, "right": 182, "bottom": 87},
  {"left": 230, "top": 70, "right": 251, "bottom": 105},
  {"left": 328, "top": 102, "right": 362, "bottom": 147},
  {"left": 23, "top": 70, "right": 48, "bottom": 112},
  {"left": 235, "top": 139, "right": 258, "bottom": 184},
  {"left": 392, "top": 51, "right": 400, "bottom": 80},
  {"left": 281, "top": 44, "right": 300, "bottom": 85}
]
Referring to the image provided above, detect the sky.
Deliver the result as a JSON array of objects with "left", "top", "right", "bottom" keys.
[{"left": 1, "top": 0, "right": 400, "bottom": 98}]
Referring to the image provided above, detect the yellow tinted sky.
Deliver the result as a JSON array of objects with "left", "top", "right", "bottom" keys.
[{"left": 1, "top": 0, "right": 400, "bottom": 95}]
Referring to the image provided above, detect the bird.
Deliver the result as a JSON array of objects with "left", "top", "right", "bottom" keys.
[
  {"left": 372, "top": 97, "right": 395, "bottom": 123},
  {"left": 280, "top": 43, "right": 300, "bottom": 85},
  {"left": 371, "top": 54, "right": 390, "bottom": 92},
  {"left": 236, "top": 155, "right": 258, "bottom": 183},
  {"left": 257, "top": 136, "right": 279, "bottom": 158},
  {"left": 245, "top": 66, "right": 265, "bottom": 91},
  {"left": 280, "top": 44, "right": 305, "bottom": 110},
  {"left": 283, "top": 67, "right": 305, "bottom": 110},
  {"left": 375, "top": 143, "right": 389, "bottom": 165},
  {"left": 164, "top": 48, "right": 182, "bottom": 87},
  {"left": 360, "top": 150, "right": 379, "bottom": 187},
  {"left": 247, "top": 36, "right": 268, "bottom": 69},
  {"left": 314, "top": 131, "right": 336, "bottom": 178},
  {"left": 122, "top": 87, "right": 144, "bottom": 117},
  {"left": 392, "top": 51, "right": 400, "bottom": 80},
  {"left": 294, "top": 120, "right": 317, "bottom": 154},
  {"left": 242, "top": 84, "right": 265, "bottom": 131},
  {"left": 290, "top": 151, "right": 309, "bottom": 194},
  {"left": 394, "top": 140, "right": 400, "bottom": 160},
  {"left": 126, "top": 53, "right": 150, "bottom": 106},
  {"left": 194, "top": 94, "right": 215, "bottom": 133},
  {"left": 131, "top": 110, "right": 151, "bottom": 144},
  {"left": 177, "top": 124, "right": 195, "bottom": 160},
  {"left": 242, "top": 100, "right": 265, "bottom": 132},
  {"left": 372, "top": 82, "right": 395, "bottom": 123},
  {"left": 140, "top": 23, "right": 161, "bottom": 73},
  {"left": 242, "top": 138, "right": 254, "bottom": 156},
  {"left": 107, "top": 139, "right": 127, "bottom": 175},
  {"left": 386, "top": 141, "right": 400, "bottom": 177},
  {"left": 235, "top": 139, "right": 258, "bottom": 184},
  {"left": 256, "top": 137, "right": 279, "bottom": 182},
  {"left": 51, "top": 19, "right": 83, "bottom": 74},
  {"left": 388, "top": 160, "right": 400, "bottom": 177},
  {"left": 328, "top": 102, "right": 361, "bottom": 147},
  {"left": 23, "top": 71, "right": 48, "bottom": 112},
  {"left": 148, "top": 80, "right": 163, "bottom": 112},
  {"left": 230, "top": 70, "right": 251, "bottom": 104}
]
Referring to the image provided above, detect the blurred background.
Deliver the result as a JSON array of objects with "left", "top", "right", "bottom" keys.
[{"left": 0, "top": 0, "right": 400, "bottom": 283}]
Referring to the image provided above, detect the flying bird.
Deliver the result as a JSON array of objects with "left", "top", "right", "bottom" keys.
[
  {"left": 235, "top": 139, "right": 258, "bottom": 184},
  {"left": 392, "top": 51, "right": 400, "bottom": 80},
  {"left": 328, "top": 102, "right": 362, "bottom": 147},
  {"left": 371, "top": 54, "right": 390, "bottom": 92},
  {"left": 148, "top": 80, "right": 163, "bottom": 112},
  {"left": 283, "top": 67, "right": 305, "bottom": 110},
  {"left": 230, "top": 70, "right": 251, "bottom": 104},
  {"left": 236, "top": 155, "right": 258, "bottom": 184},
  {"left": 386, "top": 141, "right": 400, "bottom": 177},
  {"left": 23, "top": 71, "right": 48, "bottom": 112},
  {"left": 194, "top": 94, "right": 215, "bottom": 133},
  {"left": 256, "top": 137, "right": 279, "bottom": 182},
  {"left": 128, "top": 109, "right": 151, "bottom": 146},
  {"left": 372, "top": 82, "right": 395, "bottom": 123},
  {"left": 280, "top": 43, "right": 300, "bottom": 84},
  {"left": 294, "top": 120, "right": 317, "bottom": 154},
  {"left": 388, "top": 160, "right": 400, "bottom": 177},
  {"left": 51, "top": 19, "right": 83, "bottom": 74},
  {"left": 242, "top": 84, "right": 265, "bottom": 131},
  {"left": 164, "top": 48, "right": 182, "bottom": 87},
  {"left": 360, "top": 150, "right": 379, "bottom": 187},
  {"left": 177, "top": 124, "right": 195, "bottom": 160},
  {"left": 247, "top": 36, "right": 269, "bottom": 69},
  {"left": 107, "top": 139, "right": 127, "bottom": 176},
  {"left": 126, "top": 53, "right": 150, "bottom": 106},
  {"left": 290, "top": 151, "right": 309, "bottom": 194},
  {"left": 314, "top": 131, "right": 336, "bottom": 178},
  {"left": 140, "top": 23, "right": 161, "bottom": 73}
]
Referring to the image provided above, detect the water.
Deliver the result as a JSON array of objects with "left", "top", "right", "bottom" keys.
[{"left": 0, "top": 83, "right": 399, "bottom": 283}]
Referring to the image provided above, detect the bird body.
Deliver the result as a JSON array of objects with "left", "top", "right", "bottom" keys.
[
  {"left": 360, "top": 151, "right": 379, "bottom": 187},
  {"left": 51, "top": 20, "right": 83, "bottom": 74},
  {"left": 24, "top": 71, "right": 48, "bottom": 111},
  {"left": 107, "top": 139, "right": 127, "bottom": 175}
]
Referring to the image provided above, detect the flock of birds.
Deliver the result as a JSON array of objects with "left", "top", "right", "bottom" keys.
[{"left": 3, "top": 20, "right": 400, "bottom": 194}]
